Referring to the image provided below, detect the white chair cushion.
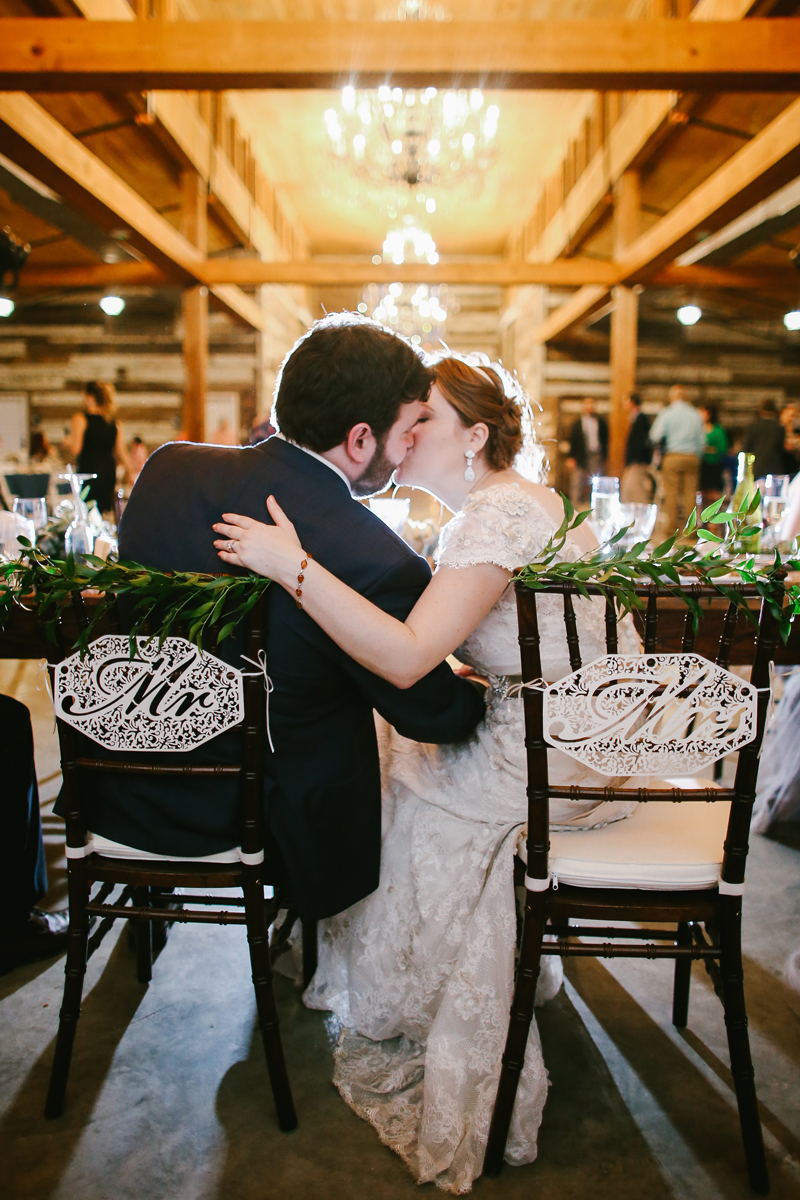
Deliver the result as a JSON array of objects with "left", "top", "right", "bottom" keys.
[
  {"left": 519, "top": 800, "right": 731, "bottom": 891},
  {"left": 87, "top": 833, "right": 240, "bottom": 864}
]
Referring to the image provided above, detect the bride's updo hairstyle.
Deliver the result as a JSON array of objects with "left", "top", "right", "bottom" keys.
[{"left": 433, "top": 352, "right": 544, "bottom": 479}]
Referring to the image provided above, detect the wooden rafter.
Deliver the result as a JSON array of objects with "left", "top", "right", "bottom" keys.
[
  {"left": 508, "top": 0, "right": 757, "bottom": 265},
  {"left": 1, "top": 19, "right": 800, "bottom": 91},
  {"left": 0, "top": 93, "right": 265, "bottom": 330},
  {"left": 532, "top": 95, "right": 800, "bottom": 342}
]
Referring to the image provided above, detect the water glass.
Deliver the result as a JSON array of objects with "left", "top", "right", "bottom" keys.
[
  {"left": 12, "top": 496, "right": 48, "bottom": 533},
  {"left": 589, "top": 476, "right": 623, "bottom": 547},
  {"left": 758, "top": 474, "right": 790, "bottom": 549},
  {"left": 617, "top": 503, "right": 658, "bottom": 552}
]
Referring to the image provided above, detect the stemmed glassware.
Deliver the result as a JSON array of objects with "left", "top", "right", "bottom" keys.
[
  {"left": 12, "top": 496, "right": 48, "bottom": 535},
  {"left": 616, "top": 503, "right": 658, "bottom": 552},
  {"left": 757, "top": 474, "right": 790, "bottom": 550},
  {"left": 59, "top": 467, "right": 98, "bottom": 561},
  {"left": 589, "top": 476, "right": 623, "bottom": 552}
]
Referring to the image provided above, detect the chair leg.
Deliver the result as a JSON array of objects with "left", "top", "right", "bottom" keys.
[
  {"left": 483, "top": 892, "right": 548, "bottom": 1178},
  {"left": 301, "top": 919, "right": 318, "bottom": 989},
  {"left": 132, "top": 887, "right": 153, "bottom": 984},
  {"left": 242, "top": 868, "right": 297, "bottom": 1132},
  {"left": 719, "top": 895, "right": 769, "bottom": 1195},
  {"left": 672, "top": 921, "right": 692, "bottom": 1028},
  {"left": 45, "top": 867, "right": 91, "bottom": 1119}
]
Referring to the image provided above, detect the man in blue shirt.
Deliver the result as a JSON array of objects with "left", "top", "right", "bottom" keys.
[{"left": 650, "top": 385, "right": 705, "bottom": 534}]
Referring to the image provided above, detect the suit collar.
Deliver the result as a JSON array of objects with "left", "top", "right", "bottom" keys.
[
  {"left": 273, "top": 433, "right": 352, "bottom": 494},
  {"left": 254, "top": 434, "right": 352, "bottom": 495}
]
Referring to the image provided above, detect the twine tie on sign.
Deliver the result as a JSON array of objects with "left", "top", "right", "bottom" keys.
[
  {"left": 503, "top": 677, "right": 549, "bottom": 700},
  {"left": 240, "top": 650, "right": 275, "bottom": 753}
]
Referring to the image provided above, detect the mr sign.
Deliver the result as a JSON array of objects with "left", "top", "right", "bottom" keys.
[
  {"left": 543, "top": 653, "right": 759, "bottom": 776},
  {"left": 54, "top": 635, "right": 244, "bottom": 752}
]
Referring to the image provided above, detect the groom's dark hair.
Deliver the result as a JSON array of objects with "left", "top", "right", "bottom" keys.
[{"left": 273, "top": 312, "right": 435, "bottom": 453}]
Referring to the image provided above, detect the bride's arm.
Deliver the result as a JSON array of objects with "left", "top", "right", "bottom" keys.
[{"left": 213, "top": 497, "right": 509, "bottom": 690}]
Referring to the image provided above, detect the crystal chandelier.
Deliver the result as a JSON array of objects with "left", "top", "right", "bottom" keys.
[
  {"left": 324, "top": 86, "right": 499, "bottom": 190},
  {"left": 378, "top": 0, "right": 450, "bottom": 20},
  {"left": 382, "top": 225, "right": 439, "bottom": 265},
  {"left": 361, "top": 281, "right": 457, "bottom": 349}
]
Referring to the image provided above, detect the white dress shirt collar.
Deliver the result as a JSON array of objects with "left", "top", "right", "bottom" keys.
[{"left": 274, "top": 432, "right": 352, "bottom": 494}]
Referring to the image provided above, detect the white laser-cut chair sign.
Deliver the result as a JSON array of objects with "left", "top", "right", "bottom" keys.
[
  {"left": 543, "top": 652, "right": 757, "bottom": 776},
  {"left": 54, "top": 635, "right": 245, "bottom": 752}
]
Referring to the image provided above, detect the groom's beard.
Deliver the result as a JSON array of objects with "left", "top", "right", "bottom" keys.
[{"left": 351, "top": 439, "right": 400, "bottom": 498}]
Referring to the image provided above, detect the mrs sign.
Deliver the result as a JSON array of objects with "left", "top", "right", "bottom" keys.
[{"left": 543, "top": 653, "right": 758, "bottom": 776}]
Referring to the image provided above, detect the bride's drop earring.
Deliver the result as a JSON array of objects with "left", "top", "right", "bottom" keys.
[{"left": 464, "top": 449, "right": 475, "bottom": 482}]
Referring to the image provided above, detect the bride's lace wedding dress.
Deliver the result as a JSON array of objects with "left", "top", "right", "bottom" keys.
[{"left": 304, "top": 482, "right": 640, "bottom": 1193}]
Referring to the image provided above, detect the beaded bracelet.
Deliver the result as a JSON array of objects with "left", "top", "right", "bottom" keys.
[{"left": 295, "top": 551, "right": 312, "bottom": 609}]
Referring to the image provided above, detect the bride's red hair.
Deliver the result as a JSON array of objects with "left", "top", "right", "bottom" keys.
[{"left": 434, "top": 357, "right": 523, "bottom": 471}]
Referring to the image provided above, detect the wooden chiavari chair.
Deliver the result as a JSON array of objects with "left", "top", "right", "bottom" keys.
[
  {"left": 44, "top": 591, "right": 298, "bottom": 1132},
  {"left": 484, "top": 580, "right": 776, "bottom": 1194}
]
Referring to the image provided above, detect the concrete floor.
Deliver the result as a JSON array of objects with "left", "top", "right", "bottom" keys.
[{"left": 2, "top": 657, "right": 800, "bottom": 1200}]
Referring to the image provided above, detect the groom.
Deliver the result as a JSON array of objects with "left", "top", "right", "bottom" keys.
[{"left": 80, "top": 314, "right": 485, "bottom": 920}]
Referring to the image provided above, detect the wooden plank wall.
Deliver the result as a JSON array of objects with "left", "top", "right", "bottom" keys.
[{"left": 0, "top": 288, "right": 307, "bottom": 457}]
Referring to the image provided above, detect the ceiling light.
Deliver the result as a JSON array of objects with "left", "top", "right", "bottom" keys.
[
  {"left": 0, "top": 296, "right": 14, "bottom": 318},
  {"left": 100, "top": 295, "right": 125, "bottom": 316},
  {"left": 324, "top": 88, "right": 498, "bottom": 190},
  {"left": 426, "top": 197, "right": 436, "bottom": 213},
  {"left": 677, "top": 304, "right": 702, "bottom": 326},
  {"left": 784, "top": 310, "right": 800, "bottom": 331}
]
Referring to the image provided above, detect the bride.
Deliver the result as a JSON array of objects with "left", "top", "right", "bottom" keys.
[{"left": 213, "top": 353, "right": 639, "bottom": 1193}]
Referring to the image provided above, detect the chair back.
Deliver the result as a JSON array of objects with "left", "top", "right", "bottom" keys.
[
  {"left": 5, "top": 472, "right": 50, "bottom": 499},
  {"left": 515, "top": 580, "right": 780, "bottom": 895},
  {"left": 51, "top": 591, "right": 271, "bottom": 867}
]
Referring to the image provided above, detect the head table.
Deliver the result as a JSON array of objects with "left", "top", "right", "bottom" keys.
[{"left": 2, "top": 587, "right": 800, "bottom": 665}]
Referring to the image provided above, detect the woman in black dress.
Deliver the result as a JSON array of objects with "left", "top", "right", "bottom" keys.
[{"left": 64, "top": 381, "right": 129, "bottom": 513}]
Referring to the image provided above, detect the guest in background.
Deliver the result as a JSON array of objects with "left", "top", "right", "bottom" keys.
[
  {"left": 248, "top": 413, "right": 276, "bottom": 445},
  {"left": 0, "top": 695, "right": 68, "bottom": 975},
  {"left": 63, "top": 381, "right": 130, "bottom": 515},
  {"left": 743, "top": 398, "right": 785, "bottom": 481},
  {"left": 649, "top": 385, "right": 705, "bottom": 533},
  {"left": 565, "top": 396, "right": 608, "bottom": 507},
  {"left": 620, "top": 392, "right": 654, "bottom": 503},
  {"left": 780, "top": 403, "right": 800, "bottom": 478},
  {"left": 29, "top": 429, "right": 61, "bottom": 475},
  {"left": 699, "top": 403, "right": 728, "bottom": 505},
  {"left": 128, "top": 437, "right": 149, "bottom": 485}
]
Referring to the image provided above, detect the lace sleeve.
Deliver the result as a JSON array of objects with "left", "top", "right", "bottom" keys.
[{"left": 435, "top": 483, "right": 558, "bottom": 572}]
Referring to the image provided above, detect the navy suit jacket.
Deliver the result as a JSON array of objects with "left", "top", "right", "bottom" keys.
[{"left": 73, "top": 437, "right": 484, "bottom": 919}]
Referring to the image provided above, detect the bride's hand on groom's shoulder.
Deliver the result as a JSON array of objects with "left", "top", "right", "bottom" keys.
[{"left": 213, "top": 496, "right": 304, "bottom": 583}]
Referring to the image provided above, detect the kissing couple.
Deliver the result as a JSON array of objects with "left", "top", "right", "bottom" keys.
[{"left": 111, "top": 313, "right": 640, "bottom": 1193}]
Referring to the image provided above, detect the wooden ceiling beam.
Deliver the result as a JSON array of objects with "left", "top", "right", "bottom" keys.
[
  {"left": 1, "top": 19, "right": 800, "bottom": 91},
  {"left": 533, "top": 94, "right": 800, "bottom": 341},
  {"left": 15, "top": 260, "right": 799, "bottom": 292},
  {"left": 198, "top": 259, "right": 620, "bottom": 287},
  {"left": 0, "top": 93, "right": 266, "bottom": 329}
]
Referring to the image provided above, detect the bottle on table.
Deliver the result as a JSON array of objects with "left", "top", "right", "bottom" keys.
[{"left": 730, "top": 452, "right": 761, "bottom": 554}]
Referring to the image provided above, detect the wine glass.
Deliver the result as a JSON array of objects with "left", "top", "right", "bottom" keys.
[
  {"left": 59, "top": 468, "right": 97, "bottom": 562},
  {"left": 758, "top": 474, "right": 790, "bottom": 550},
  {"left": 617, "top": 503, "right": 658, "bottom": 552},
  {"left": 12, "top": 496, "right": 47, "bottom": 535},
  {"left": 589, "top": 476, "right": 623, "bottom": 549}
]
